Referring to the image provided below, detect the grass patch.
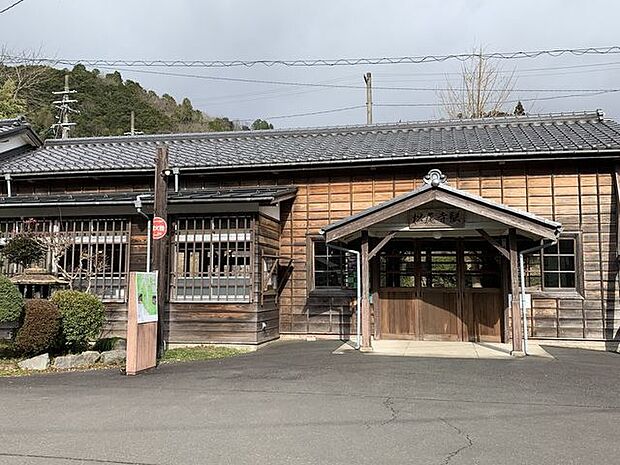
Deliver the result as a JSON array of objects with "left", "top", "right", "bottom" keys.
[
  {"left": 162, "top": 345, "right": 246, "bottom": 363},
  {"left": 0, "top": 340, "right": 24, "bottom": 377}
]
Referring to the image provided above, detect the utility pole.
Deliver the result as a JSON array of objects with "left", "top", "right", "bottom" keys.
[
  {"left": 153, "top": 145, "right": 170, "bottom": 359},
  {"left": 364, "top": 72, "right": 373, "bottom": 125},
  {"left": 124, "top": 111, "right": 144, "bottom": 136},
  {"left": 51, "top": 74, "right": 79, "bottom": 139}
]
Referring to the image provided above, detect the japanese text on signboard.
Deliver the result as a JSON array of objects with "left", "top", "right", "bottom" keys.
[{"left": 409, "top": 209, "right": 465, "bottom": 229}]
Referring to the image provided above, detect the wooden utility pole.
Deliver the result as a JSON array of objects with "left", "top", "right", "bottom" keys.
[
  {"left": 153, "top": 145, "right": 169, "bottom": 359},
  {"left": 364, "top": 72, "right": 373, "bottom": 125}
]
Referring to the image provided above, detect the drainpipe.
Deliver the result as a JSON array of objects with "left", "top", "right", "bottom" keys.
[
  {"left": 4, "top": 174, "right": 12, "bottom": 197},
  {"left": 327, "top": 244, "right": 361, "bottom": 350},
  {"left": 518, "top": 236, "right": 560, "bottom": 355},
  {"left": 172, "top": 167, "right": 180, "bottom": 193},
  {"left": 134, "top": 194, "right": 153, "bottom": 272}
]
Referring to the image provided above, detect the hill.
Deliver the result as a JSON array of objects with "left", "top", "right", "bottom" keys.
[{"left": 0, "top": 63, "right": 270, "bottom": 138}]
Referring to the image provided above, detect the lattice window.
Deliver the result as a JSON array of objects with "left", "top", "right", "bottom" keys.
[
  {"left": 0, "top": 218, "right": 130, "bottom": 301},
  {"left": 171, "top": 216, "right": 253, "bottom": 302},
  {"left": 524, "top": 238, "right": 577, "bottom": 290},
  {"left": 311, "top": 239, "right": 356, "bottom": 290}
]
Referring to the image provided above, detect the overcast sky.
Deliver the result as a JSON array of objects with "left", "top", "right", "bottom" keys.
[{"left": 2, "top": 0, "right": 619, "bottom": 129}]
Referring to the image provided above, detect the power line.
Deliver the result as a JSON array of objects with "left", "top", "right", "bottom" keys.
[
  {"left": 0, "top": 0, "right": 26, "bottom": 15},
  {"left": 233, "top": 105, "right": 365, "bottom": 122},
  {"left": 5, "top": 46, "right": 620, "bottom": 68},
  {"left": 375, "top": 89, "right": 620, "bottom": 108},
  {"left": 98, "top": 65, "right": 618, "bottom": 94},
  {"left": 233, "top": 90, "right": 620, "bottom": 121}
]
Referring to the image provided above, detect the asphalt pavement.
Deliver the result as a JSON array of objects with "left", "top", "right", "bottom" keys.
[{"left": 1, "top": 340, "right": 619, "bottom": 465}]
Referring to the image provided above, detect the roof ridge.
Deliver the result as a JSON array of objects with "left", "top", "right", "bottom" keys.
[{"left": 42, "top": 110, "right": 608, "bottom": 147}]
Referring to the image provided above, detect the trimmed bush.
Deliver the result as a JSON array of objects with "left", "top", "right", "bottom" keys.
[
  {"left": 14, "top": 299, "right": 61, "bottom": 356},
  {"left": 51, "top": 290, "right": 105, "bottom": 351},
  {"left": 1, "top": 233, "right": 44, "bottom": 268},
  {"left": 0, "top": 275, "right": 23, "bottom": 323}
]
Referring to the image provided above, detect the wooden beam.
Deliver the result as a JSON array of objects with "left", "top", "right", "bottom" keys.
[
  {"left": 360, "top": 230, "right": 372, "bottom": 351},
  {"left": 476, "top": 229, "right": 510, "bottom": 260},
  {"left": 614, "top": 165, "right": 620, "bottom": 258},
  {"left": 508, "top": 228, "right": 524, "bottom": 355},
  {"left": 153, "top": 145, "right": 169, "bottom": 359},
  {"left": 368, "top": 231, "right": 395, "bottom": 261}
]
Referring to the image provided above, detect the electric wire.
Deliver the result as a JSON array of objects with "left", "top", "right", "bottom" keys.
[
  {"left": 6, "top": 46, "right": 620, "bottom": 68},
  {"left": 0, "top": 0, "right": 26, "bottom": 15}
]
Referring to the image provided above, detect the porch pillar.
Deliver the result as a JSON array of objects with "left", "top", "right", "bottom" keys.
[
  {"left": 360, "top": 230, "right": 372, "bottom": 351},
  {"left": 508, "top": 228, "right": 524, "bottom": 355}
]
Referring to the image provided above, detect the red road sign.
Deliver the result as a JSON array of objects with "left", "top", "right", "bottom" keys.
[{"left": 152, "top": 217, "right": 167, "bottom": 240}]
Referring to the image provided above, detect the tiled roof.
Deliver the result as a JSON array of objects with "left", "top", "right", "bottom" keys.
[
  {"left": 0, "top": 186, "right": 298, "bottom": 207},
  {"left": 3, "top": 111, "right": 620, "bottom": 176},
  {"left": 0, "top": 117, "right": 28, "bottom": 137},
  {"left": 0, "top": 117, "right": 43, "bottom": 149}
]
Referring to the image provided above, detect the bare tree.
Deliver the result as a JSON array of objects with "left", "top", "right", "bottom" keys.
[
  {"left": 438, "top": 47, "right": 517, "bottom": 119},
  {"left": 0, "top": 47, "right": 55, "bottom": 110},
  {"left": 36, "top": 230, "right": 107, "bottom": 292}
]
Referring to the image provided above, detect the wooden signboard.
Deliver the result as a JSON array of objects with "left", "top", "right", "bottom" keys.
[
  {"left": 409, "top": 209, "right": 465, "bottom": 229},
  {"left": 126, "top": 271, "right": 158, "bottom": 375}
]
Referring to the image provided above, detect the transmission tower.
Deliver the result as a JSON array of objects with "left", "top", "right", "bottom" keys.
[{"left": 51, "top": 74, "right": 79, "bottom": 139}]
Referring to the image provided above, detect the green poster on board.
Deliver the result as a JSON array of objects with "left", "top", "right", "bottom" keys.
[{"left": 136, "top": 271, "right": 158, "bottom": 323}]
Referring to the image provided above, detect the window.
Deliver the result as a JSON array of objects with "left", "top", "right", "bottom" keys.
[
  {"left": 524, "top": 238, "right": 577, "bottom": 291},
  {"left": 171, "top": 216, "right": 252, "bottom": 302},
  {"left": 380, "top": 249, "right": 416, "bottom": 288},
  {"left": 311, "top": 239, "right": 356, "bottom": 290},
  {"left": 0, "top": 218, "right": 130, "bottom": 301},
  {"left": 421, "top": 246, "right": 458, "bottom": 288}
]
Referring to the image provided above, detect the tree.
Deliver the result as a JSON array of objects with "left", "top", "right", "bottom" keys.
[
  {"left": 0, "top": 78, "right": 26, "bottom": 118},
  {"left": 438, "top": 47, "right": 516, "bottom": 119},
  {"left": 251, "top": 119, "right": 274, "bottom": 130},
  {"left": 514, "top": 101, "right": 525, "bottom": 116},
  {"left": 208, "top": 117, "right": 235, "bottom": 132}
]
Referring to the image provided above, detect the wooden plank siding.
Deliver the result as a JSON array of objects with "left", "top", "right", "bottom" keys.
[{"left": 4, "top": 158, "right": 619, "bottom": 343}]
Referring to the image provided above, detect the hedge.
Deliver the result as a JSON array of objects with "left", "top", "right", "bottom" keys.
[
  {"left": 51, "top": 290, "right": 105, "bottom": 351},
  {"left": 0, "top": 275, "right": 23, "bottom": 323},
  {"left": 14, "top": 299, "right": 61, "bottom": 356}
]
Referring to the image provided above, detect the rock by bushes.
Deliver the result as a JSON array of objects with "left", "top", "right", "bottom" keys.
[
  {"left": 51, "top": 290, "right": 105, "bottom": 351},
  {"left": 14, "top": 300, "right": 61, "bottom": 356},
  {"left": 100, "top": 349, "right": 126, "bottom": 365},
  {"left": 0, "top": 275, "right": 24, "bottom": 323},
  {"left": 18, "top": 353, "right": 50, "bottom": 371},
  {"left": 53, "top": 351, "right": 101, "bottom": 369}
]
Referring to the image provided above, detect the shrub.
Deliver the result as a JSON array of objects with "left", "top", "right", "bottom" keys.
[
  {"left": 0, "top": 275, "right": 23, "bottom": 323},
  {"left": 51, "top": 290, "right": 105, "bottom": 351},
  {"left": 14, "top": 299, "right": 61, "bottom": 356},
  {"left": 1, "top": 233, "right": 44, "bottom": 268}
]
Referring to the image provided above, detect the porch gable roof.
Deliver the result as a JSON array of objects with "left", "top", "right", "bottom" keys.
[{"left": 321, "top": 171, "right": 562, "bottom": 242}]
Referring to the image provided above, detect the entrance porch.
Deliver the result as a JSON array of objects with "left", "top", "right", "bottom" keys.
[{"left": 321, "top": 169, "right": 563, "bottom": 355}]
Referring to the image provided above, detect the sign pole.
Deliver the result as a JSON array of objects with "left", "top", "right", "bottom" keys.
[{"left": 153, "top": 145, "right": 169, "bottom": 359}]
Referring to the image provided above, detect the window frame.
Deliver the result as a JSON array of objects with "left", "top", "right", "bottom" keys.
[
  {"left": 306, "top": 235, "right": 356, "bottom": 294},
  {"left": 170, "top": 216, "right": 254, "bottom": 303},
  {"left": 523, "top": 232, "right": 584, "bottom": 298}
]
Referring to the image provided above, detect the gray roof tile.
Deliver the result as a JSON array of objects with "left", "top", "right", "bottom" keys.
[{"left": 2, "top": 111, "right": 620, "bottom": 176}]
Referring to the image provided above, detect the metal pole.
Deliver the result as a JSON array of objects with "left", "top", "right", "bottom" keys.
[
  {"left": 146, "top": 220, "right": 152, "bottom": 272},
  {"left": 518, "top": 237, "right": 560, "bottom": 356}
]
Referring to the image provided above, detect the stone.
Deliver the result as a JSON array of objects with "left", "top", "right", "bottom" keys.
[
  {"left": 74, "top": 351, "right": 100, "bottom": 366},
  {"left": 112, "top": 339, "right": 127, "bottom": 350},
  {"left": 53, "top": 354, "right": 78, "bottom": 369},
  {"left": 53, "top": 351, "right": 100, "bottom": 370},
  {"left": 100, "top": 349, "right": 126, "bottom": 365},
  {"left": 18, "top": 353, "right": 50, "bottom": 371}
]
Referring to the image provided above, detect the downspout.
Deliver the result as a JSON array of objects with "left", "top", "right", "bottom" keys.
[
  {"left": 327, "top": 243, "right": 361, "bottom": 350},
  {"left": 134, "top": 194, "right": 153, "bottom": 272},
  {"left": 172, "top": 167, "right": 180, "bottom": 193},
  {"left": 518, "top": 234, "right": 561, "bottom": 355},
  {"left": 4, "top": 174, "right": 12, "bottom": 197}
]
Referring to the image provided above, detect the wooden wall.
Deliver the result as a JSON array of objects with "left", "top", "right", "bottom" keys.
[{"left": 4, "top": 158, "right": 620, "bottom": 343}]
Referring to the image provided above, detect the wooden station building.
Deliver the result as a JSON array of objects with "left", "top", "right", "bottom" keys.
[{"left": 1, "top": 111, "right": 620, "bottom": 353}]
